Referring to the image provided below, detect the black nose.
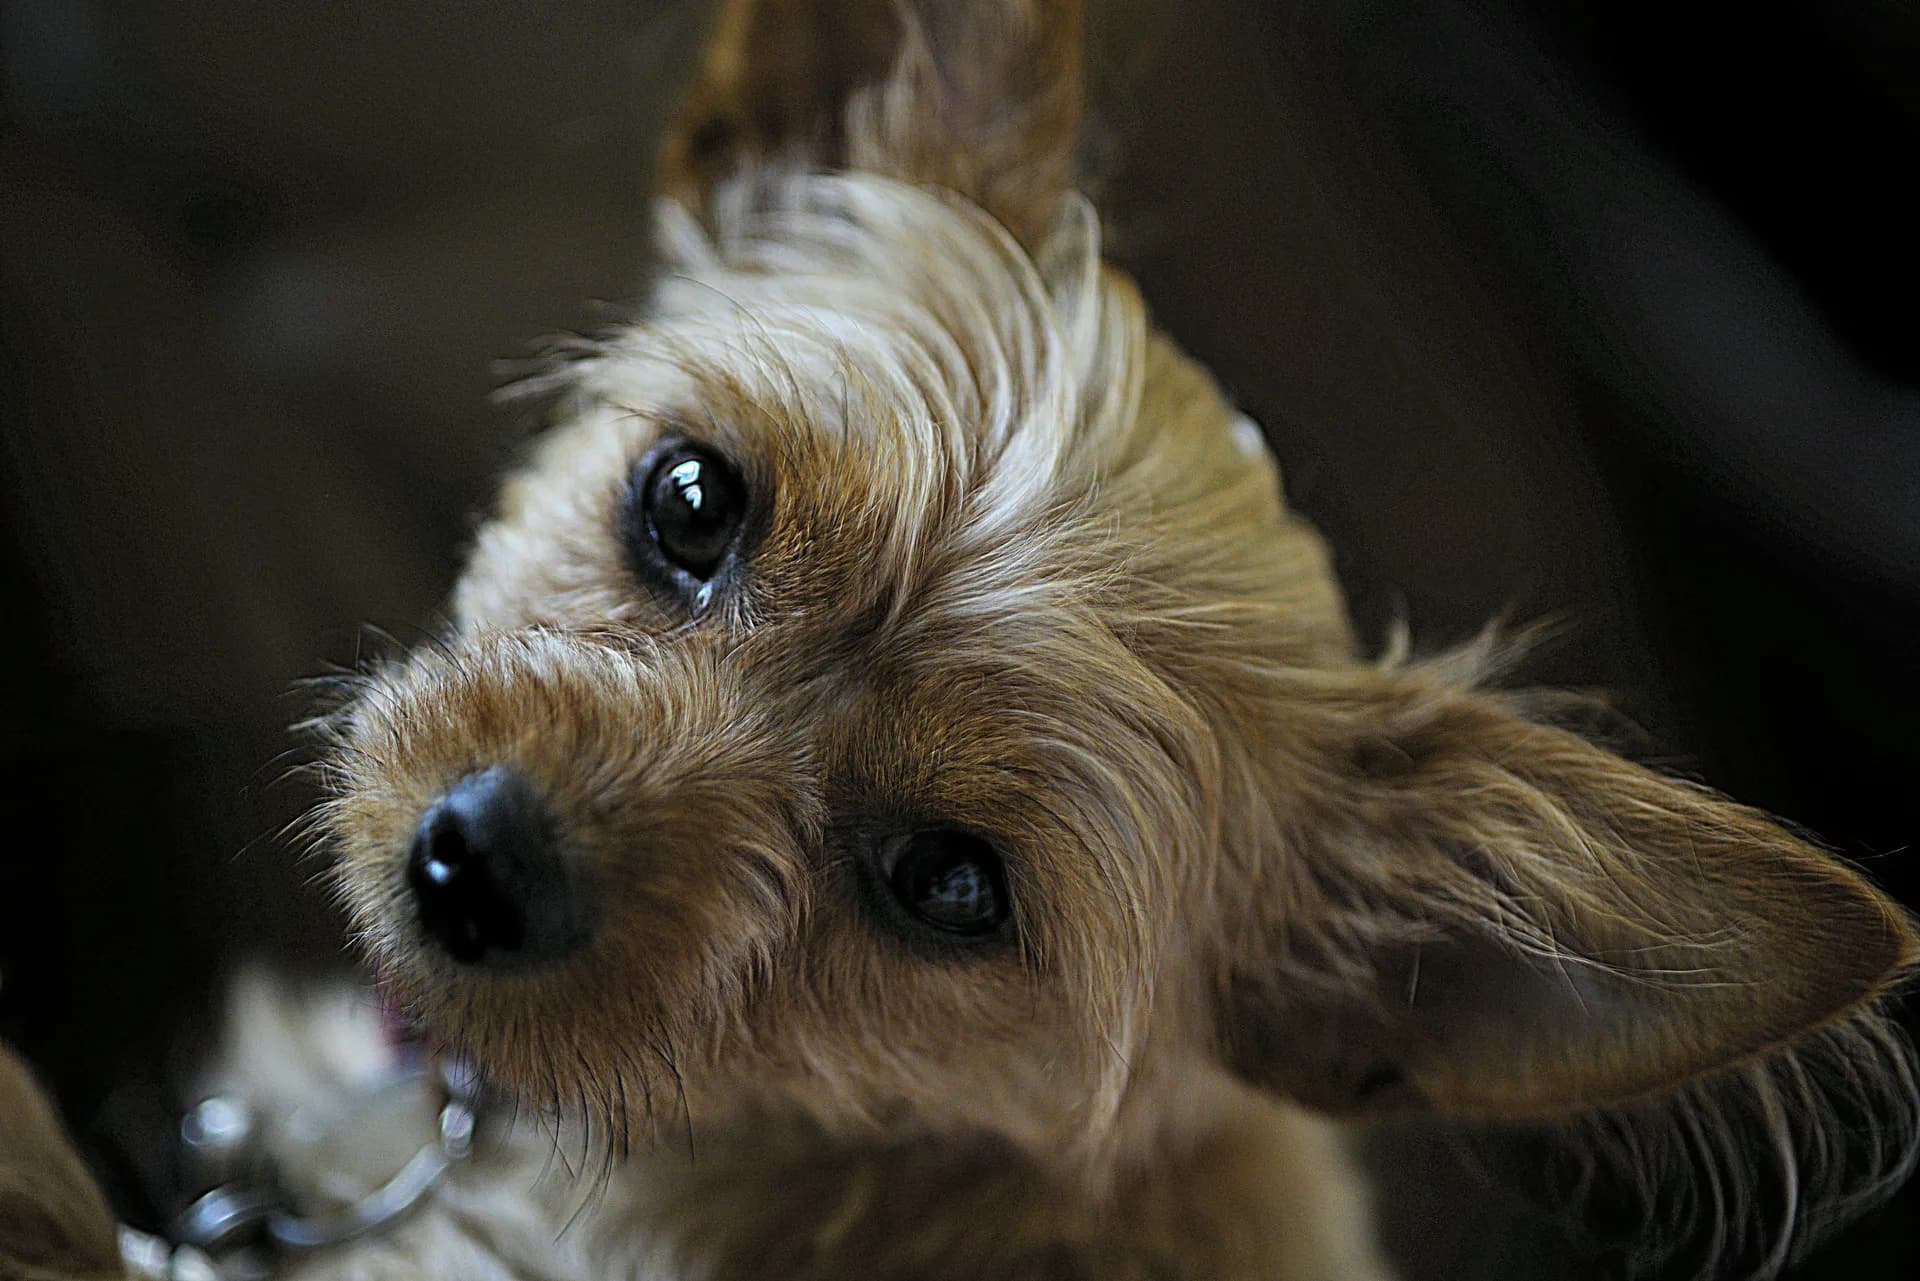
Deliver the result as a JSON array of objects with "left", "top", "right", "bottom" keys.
[{"left": 407, "top": 766, "right": 592, "bottom": 969}]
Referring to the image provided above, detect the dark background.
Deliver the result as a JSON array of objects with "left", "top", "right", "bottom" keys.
[{"left": 1, "top": 1, "right": 1914, "bottom": 1276}]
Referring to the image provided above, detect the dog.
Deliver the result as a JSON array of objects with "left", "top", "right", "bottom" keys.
[{"left": 3, "top": 1, "right": 1915, "bottom": 1278}]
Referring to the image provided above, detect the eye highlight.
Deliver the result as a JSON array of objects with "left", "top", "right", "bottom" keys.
[
  {"left": 644, "top": 443, "right": 744, "bottom": 577},
  {"left": 885, "top": 828, "right": 1011, "bottom": 937},
  {"left": 625, "top": 440, "right": 749, "bottom": 601}
]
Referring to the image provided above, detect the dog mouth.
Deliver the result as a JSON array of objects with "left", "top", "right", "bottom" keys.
[{"left": 369, "top": 961, "right": 428, "bottom": 1057}]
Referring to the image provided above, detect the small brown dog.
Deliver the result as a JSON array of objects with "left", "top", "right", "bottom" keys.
[
  {"left": 314, "top": 0, "right": 1917, "bottom": 1277},
  {"left": 6, "top": 2, "right": 1913, "bottom": 1278}
]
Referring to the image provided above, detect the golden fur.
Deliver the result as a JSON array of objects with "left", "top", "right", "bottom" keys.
[
  {"left": 3, "top": 2, "right": 1914, "bottom": 1277},
  {"left": 311, "top": 1, "right": 1918, "bottom": 1274},
  {"left": 0, "top": 1045, "right": 122, "bottom": 1281}
]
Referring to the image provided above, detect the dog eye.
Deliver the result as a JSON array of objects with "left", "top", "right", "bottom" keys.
[
  {"left": 887, "top": 829, "right": 1010, "bottom": 935},
  {"left": 640, "top": 443, "right": 745, "bottom": 580}
]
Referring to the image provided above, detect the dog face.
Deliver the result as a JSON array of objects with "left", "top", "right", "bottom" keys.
[
  {"left": 323, "top": 170, "right": 1326, "bottom": 1157},
  {"left": 323, "top": 0, "right": 1916, "bottom": 1197}
]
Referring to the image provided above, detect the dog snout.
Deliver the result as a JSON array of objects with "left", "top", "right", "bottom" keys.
[{"left": 406, "top": 766, "right": 593, "bottom": 970}]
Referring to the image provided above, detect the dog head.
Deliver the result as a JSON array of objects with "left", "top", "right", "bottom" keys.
[{"left": 322, "top": 0, "right": 1916, "bottom": 1210}]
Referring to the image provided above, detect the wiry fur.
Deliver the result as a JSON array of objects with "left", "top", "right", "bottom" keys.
[
  {"left": 319, "top": 160, "right": 1362, "bottom": 1191},
  {"left": 1564, "top": 1017, "right": 1919, "bottom": 1276},
  {"left": 7, "top": 2, "right": 1908, "bottom": 1279},
  {"left": 200, "top": 974, "right": 1389, "bottom": 1281},
  {"left": 308, "top": 101, "right": 1919, "bottom": 1281}
]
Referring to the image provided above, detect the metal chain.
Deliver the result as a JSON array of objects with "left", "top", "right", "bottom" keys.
[{"left": 120, "top": 1063, "right": 478, "bottom": 1281}]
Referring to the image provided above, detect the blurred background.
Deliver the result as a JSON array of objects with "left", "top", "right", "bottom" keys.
[{"left": 1, "top": 0, "right": 1915, "bottom": 1276}]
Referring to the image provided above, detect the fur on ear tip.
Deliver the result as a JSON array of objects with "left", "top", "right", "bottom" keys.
[{"left": 1870, "top": 905, "right": 1920, "bottom": 1003}]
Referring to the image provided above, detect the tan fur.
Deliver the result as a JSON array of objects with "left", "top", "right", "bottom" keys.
[
  {"left": 176, "top": 977, "right": 1391, "bottom": 1281},
  {"left": 4, "top": 2, "right": 1902, "bottom": 1279},
  {"left": 661, "top": 0, "right": 1084, "bottom": 245},
  {"left": 0, "top": 1044, "right": 122, "bottom": 1281}
]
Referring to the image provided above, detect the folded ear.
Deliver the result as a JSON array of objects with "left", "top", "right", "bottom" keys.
[
  {"left": 1221, "top": 665, "right": 1919, "bottom": 1119},
  {"left": 660, "top": 0, "right": 1084, "bottom": 244}
]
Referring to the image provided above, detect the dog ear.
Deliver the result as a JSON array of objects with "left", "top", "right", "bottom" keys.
[
  {"left": 1220, "top": 666, "right": 1920, "bottom": 1119},
  {"left": 659, "top": 0, "right": 1084, "bottom": 244},
  {"left": 0, "top": 1043, "right": 123, "bottom": 1280}
]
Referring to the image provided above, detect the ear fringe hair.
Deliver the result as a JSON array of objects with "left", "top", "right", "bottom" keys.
[
  {"left": 1536, "top": 1006, "right": 1919, "bottom": 1279},
  {"left": 1381, "top": 626, "right": 1920, "bottom": 1278},
  {"left": 1301, "top": 624, "right": 1920, "bottom": 1274}
]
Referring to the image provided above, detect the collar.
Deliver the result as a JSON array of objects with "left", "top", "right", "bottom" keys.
[{"left": 120, "top": 1059, "right": 478, "bottom": 1280}]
